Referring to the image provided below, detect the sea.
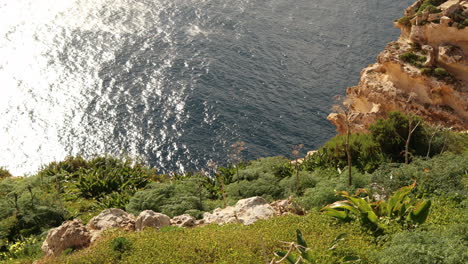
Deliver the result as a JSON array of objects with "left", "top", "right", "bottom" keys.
[{"left": 0, "top": 0, "right": 414, "bottom": 175}]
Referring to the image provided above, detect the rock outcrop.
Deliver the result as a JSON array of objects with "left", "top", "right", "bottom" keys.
[
  {"left": 329, "top": 0, "right": 468, "bottom": 133},
  {"left": 270, "top": 198, "right": 306, "bottom": 216},
  {"left": 86, "top": 208, "right": 136, "bottom": 242},
  {"left": 171, "top": 214, "right": 196, "bottom": 228},
  {"left": 202, "top": 196, "right": 276, "bottom": 225},
  {"left": 41, "top": 220, "right": 91, "bottom": 257},
  {"left": 87, "top": 208, "right": 136, "bottom": 231},
  {"left": 135, "top": 210, "right": 171, "bottom": 231}
]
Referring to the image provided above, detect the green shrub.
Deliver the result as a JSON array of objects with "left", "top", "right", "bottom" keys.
[
  {"left": 0, "top": 167, "right": 12, "bottom": 179},
  {"left": 375, "top": 224, "right": 467, "bottom": 264},
  {"left": 232, "top": 156, "right": 291, "bottom": 181},
  {"left": 0, "top": 235, "right": 43, "bottom": 261},
  {"left": 224, "top": 156, "right": 293, "bottom": 200},
  {"left": 433, "top": 67, "right": 449, "bottom": 79},
  {"left": 126, "top": 178, "right": 208, "bottom": 218},
  {"left": 399, "top": 52, "right": 426, "bottom": 68},
  {"left": 297, "top": 169, "right": 370, "bottom": 210},
  {"left": 279, "top": 171, "right": 318, "bottom": 196},
  {"left": 417, "top": 0, "right": 447, "bottom": 14},
  {"left": 371, "top": 151, "right": 468, "bottom": 199},
  {"left": 110, "top": 237, "right": 132, "bottom": 254},
  {"left": 303, "top": 133, "right": 385, "bottom": 173},
  {"left": 0, "top": 176, "right": 67, "bottom": 244},
  {"left": 397, "top": 16, "right": 413, "bottom": 27},
  {"left": 322, "top": 183, "right": 432, "bottom": 234},
  {"left": 420, "top": 67, "right": 432, "bottom": 75},
  {"left": 369, "top": 112, "right": 430, "bottom": 163},
  {"left": 75, "top": 156, "right": 154, "bottom": 199}
]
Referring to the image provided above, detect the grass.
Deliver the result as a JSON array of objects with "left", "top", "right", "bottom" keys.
[{"left": 43, "top": 212, "right": 378, "bottom": 264}]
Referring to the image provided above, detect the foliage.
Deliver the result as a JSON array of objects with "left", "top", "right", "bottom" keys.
[
  {"left": 272, "top": 230, "right": 359, "bottom": 264},
  {"left": 417, "top": 0, "right": 446, "bottom": 14},
  {"left": 370, "top": 151, "right": 468, "bottom": 199},
  {"left": 225, "top": 156, "right": 292, "bottom": 200},
  {"left": 73, "top": 156, "right": 155, "bottom": 199},
  {"left": 433, "top": 67, "right": 449, "bottom": 78},
  {"left": 399, "top": 52, "right": 426, "bottom": 68},
  {"left": 321, "top": 183, "right": 431, "bottom": 234},
  {"left": 397, "top": 16, "right": 413, "bottom": 27},
  {"left": 303, "top": 133, "right": 385, "bottom": 173},
  {"left": 126, "top": 178, "right": 208, "bottom": 218},
  {"left": 369, "top": 112, "right": 432, "bottom": 163},
  {"left": 375, "top": 223, "right": 467, "bottom": 264},
  {"left": 0, "top": 176, "right": 67, "bottom": 245},
  {"left": 297, "top": 169, "right": 371, "bottom": 210},
  {"left": 45, "top": 212, "right": 378, "bottom": 264},
  {"left": 110, "top": 237, "right": 133, "bottom": 254},
  {"left": 0, "top": 168, "right": 12, "bottom": 179},
  {"left": 0, "top": 235, "right": 42, "bottom": 261}
]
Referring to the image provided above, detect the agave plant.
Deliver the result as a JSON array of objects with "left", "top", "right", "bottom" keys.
[
  {"left": 270, "top": 230, "right": 359, "bottom": 264},
  {"left": 321, "top": 182, "right": 431, "bottom": 232}
]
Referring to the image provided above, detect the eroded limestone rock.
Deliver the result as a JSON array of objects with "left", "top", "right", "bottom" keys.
[
  {"left": 171, "top": 214, "right": 196, "bottom": 228},
  {"left": 135, "top": 210, "right": 171, "bottom": 231},
  {"left": 41, "top": 220, "right": 91, "bottom": 257}
]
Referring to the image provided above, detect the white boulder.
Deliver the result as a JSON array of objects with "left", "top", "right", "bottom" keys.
[
  {"left": 171, "top": 214, "right": 196, "bottom": 228},
  {"left": 87, "top": 208, "right": 136, "bottom": 231},
  {"left": 202, "top": 196, "right": 275, "bottom": 225},
  {"left": 41, "top": 219, "right": 91, "bottom": 257},
  {"left": 135, "top": 210, "right": 171, "bottom": 231}
]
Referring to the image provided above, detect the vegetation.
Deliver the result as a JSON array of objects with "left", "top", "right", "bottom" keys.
[
  {"left": 321, "top": 183, "right": 431, "bottom": 234},
  {"left": 0, "top": 168, "right": 12, "bottom": 179},
  {"left": 399, "top": 52, "right": 426, "bottom": 68},
  {"left": 396, "top": 16, "right": 413, "bottom": 27},
  {"left": 0, "top": 111, "right": 466, "bottom": 263},
  {"left": 272, "top": 230, "right": 359, "bottom": 263},
  {"left": 416, "top": 0, "right": 446, "bottom": 14}
]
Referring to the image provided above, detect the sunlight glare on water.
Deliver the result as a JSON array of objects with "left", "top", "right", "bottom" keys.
[{"left": 0, "top": 0, "right": 413, "bottom": 175}]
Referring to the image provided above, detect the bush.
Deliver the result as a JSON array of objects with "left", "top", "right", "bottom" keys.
[
  {"left": 375, "top": 224, "right": 467, "bottom": 264},
  {"left": 303, "top": 133, "right": 385, "bottom": 173},
  {"left": 232, "top": 156, "right": 291, "bottom": 181},
  {"left": 420, "top": 67, "right": 432, "bottom": 75},
  {"left": 297, "top": 169, "right": 371, "bottom": 210},
  {"left": 74, "top": 156, "right": 154, "bottom": 199},
  {"left": 417, "top": 0, "right": 447, "bottom": 14},
  {"left": 224, "top": 156, "right": 292, "bottom": 200},
  {"left": 279, "top": 171, "right": 318, "bottom": 196},
  {"left": 110, "top": 237, "right": 132, "bottom": 254},
  {"left": 0, "top": 167, "right": 12, "bottom": 179},
  {"left": 0, "top": 235, "right": 43, "bottom": 261},
  {"left": 0, "top": 176, "right": 67, "bottom": 244},
  {"left": 369, "top": 112, "right": 428, "bottom": 163},
  {"left": 397, "top": 16, "right": 413, "bottom": 27},
  {"left": 399, "top": 52, "right": 426, "bottom": 67},
  {"left": 434, "top": 67, "right": 449, "bottom": 79},
  {"left": 371, "top": 151, "right": 468, "bottom": 199},
  {"left": 126, "top": 178, "right": 208, "bottom": 218}
]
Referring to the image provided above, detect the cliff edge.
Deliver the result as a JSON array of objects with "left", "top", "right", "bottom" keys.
[{"left": 328, "top": 0, "right": 468, "bottom": 133}]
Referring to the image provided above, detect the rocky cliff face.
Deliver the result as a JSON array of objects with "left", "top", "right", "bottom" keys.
[{"left": 328, "top": 0, "right": 468, "bottom": 133}]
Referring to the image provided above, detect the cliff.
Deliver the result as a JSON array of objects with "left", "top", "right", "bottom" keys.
[{"left": 328, "top": 0, "right": 468, "bottom": 133}]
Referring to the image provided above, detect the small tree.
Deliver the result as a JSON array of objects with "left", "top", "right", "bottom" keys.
[
  {"left": 401, "top": 93, "right": 422, "bottom": 164},
  {"left": 332, "top": 96, "right": 357, "bottom": 186},
  {"left": 0, "top": 167, "right": 12, "bottom": 179},
  {"left": 291, "top": 144, "right": 304, "bottom": 195},
  {"left": 228, "top": 141, "right": 246, "bottom": 180},
  {"left": 423, "top": 123, "right": 443, "bottom": 157},
  {"left": 207, "top": 161, "right": 227, "bottom": 208}
]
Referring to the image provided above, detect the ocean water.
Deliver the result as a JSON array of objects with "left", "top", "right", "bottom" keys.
[{"left": 0, "top": 0, "right": 413, "bottom": 175}]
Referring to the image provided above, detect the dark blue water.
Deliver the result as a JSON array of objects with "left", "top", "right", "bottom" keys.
[{"left": 0, "top": 0, "right": 413, "bottom": 175}]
